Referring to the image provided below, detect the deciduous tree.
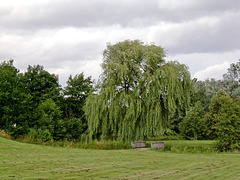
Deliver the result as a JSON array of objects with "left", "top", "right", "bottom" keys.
[
  {"left": 85, "top": 40, "right": 192, "bottom": 141},
  {"left": 22, "top": 65, "right": 61, "bottom": 127},
  {"left": 179, "top": 101, "right": 205, "bottom": 140},
  {"left": 62, "top": 73, "right": 93, "bottom": 119},
  {"left": 223, "top": 60, "right": 240, "bottom": 98},
  {"left": 0, "top": 60, "right": 30, "bottom": 135},
  {"left": 204, "top": 90, "right": 240, "bottom": 148}
]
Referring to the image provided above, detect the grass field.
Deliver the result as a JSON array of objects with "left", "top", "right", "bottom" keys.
[{"left": 1, "top": 137, "right": 240, "bottom": 179}]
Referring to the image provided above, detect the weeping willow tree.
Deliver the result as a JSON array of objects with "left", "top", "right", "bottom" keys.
[{"left": 85, "top": 40, "right": 192, "bottom": 141}]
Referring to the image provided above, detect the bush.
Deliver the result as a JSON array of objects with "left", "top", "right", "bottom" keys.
[
  {"left": 38, "top": 129, "right": 52, "bottom": 141},
  {"left": 9, "top": 125, "right": 29, "bottom": 138},
  {"left": 148, "top": 135, "right": 183, "bottom": 141},
  {"left": 158, "top": 141, "right": 216, "bottom": 153},
  {"left": 207, "top": 90, "right": 240, "bottom": 151},
  {"left": 0, "top": 129, "right": 12, "bottom": 139},
  {"left": 147, "top": 129, "right": 184, "bottom": 141},
  {"left": 84, "top": 140, "right": 131, "bottom": 150},
  {"left": 179, "top": 101, "right": 205, "bottom": 140},
  {"left": 28, "top": 129, "right": 38, "bottom": 139},
  {"left": 215, "top": 138, "right": 240, "bottom": 152},
  {"left": 64, "top": 118, "right": 87, "bottom": 140},
  {"left": 27, "top": 129, "right": 52, "bottom": 142}
]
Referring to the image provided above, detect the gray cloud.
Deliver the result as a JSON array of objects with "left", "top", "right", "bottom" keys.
[
  {"left": 149, "top": 11, "right": 240, "bottom": 54},
  {"left": 0, "top": 0, "right": 159, "bottom": 29},
  {"left": 1, "top": 0, "right": 240, "bottom": 30},
  {"left": 0, "top": 0, "right": 240, "bottom": 85}
]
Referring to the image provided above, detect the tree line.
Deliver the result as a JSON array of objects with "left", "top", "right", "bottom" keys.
[
  {"left": 1, "top": 40, "right": 240, "bottom": 151},
  {"left": 0, "top": 60, "right": 93, "bottom": 141},
  {"left": 179, "top": 60, "right": 240, "bottom": 151}
]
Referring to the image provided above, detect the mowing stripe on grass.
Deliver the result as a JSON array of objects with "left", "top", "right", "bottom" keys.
[{"left": 1, "top": 137, "right": 240, "bottom": 179}]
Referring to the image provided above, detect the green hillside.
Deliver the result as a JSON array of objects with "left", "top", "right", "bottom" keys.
[{"left": 1, "top": 137, "right": 240, "bottom": 179}]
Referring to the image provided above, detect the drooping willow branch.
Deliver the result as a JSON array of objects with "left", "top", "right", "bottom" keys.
[{"left": 85, "top": 40, "right": 192, "bottom": 141}]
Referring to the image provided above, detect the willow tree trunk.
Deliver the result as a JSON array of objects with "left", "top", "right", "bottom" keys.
[{"left": 194, "top": 132, "right": 198, "bottom": 140}]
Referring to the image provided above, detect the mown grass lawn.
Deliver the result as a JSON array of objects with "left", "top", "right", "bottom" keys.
[{"left": 1, "top": 137, "right": 240, "bottom": 179}]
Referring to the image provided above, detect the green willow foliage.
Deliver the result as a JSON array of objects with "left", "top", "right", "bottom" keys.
[{"left": 85, "top": 40, "right": 192, "bottom": 141}]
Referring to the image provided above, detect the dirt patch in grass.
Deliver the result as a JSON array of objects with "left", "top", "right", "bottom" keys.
[{"left": 136, "top": 148, "right": 151, "bottom": 152}]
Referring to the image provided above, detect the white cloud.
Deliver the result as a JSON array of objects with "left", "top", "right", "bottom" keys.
[
  {"left": 166, "top": 50, "right": 240, "bottom": 75},
  {"left": 193, "top": 62, "right": 230, "bottom": 81},
  {"left": 49, "top": 58, "right": 102, "bottom": 87},
  {"left": 0, "top": 0, "right": 47, "bottom": 6}
]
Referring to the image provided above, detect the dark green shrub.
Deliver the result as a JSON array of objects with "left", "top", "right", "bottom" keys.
[
  {"left": 206, "top": 90, "right": 240, "bottom": 151},
  {"left": 84, "top": 140, "right": 131, "bottom": 150},
  {"left": 215, "top": 138, "right": 240, "bottom": 152},
  {"left": 38, "top": 129, "right": 52, "bottom": 141},
  {"left": 179, "top": 101, "right": 205, "bottom": 140},
  {"left": 157, "top": 141, "right": 216, "bottom": 153},
  {"left": 10, "top": 125, "right": 29, "bottom": 138},
  {"left": 64, "top": 118, "right": 87, "bottom": 140}
]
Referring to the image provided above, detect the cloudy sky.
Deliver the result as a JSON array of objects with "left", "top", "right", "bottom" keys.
[{"left": 1, "top": 0, "right": 239, "bottom": 86}]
